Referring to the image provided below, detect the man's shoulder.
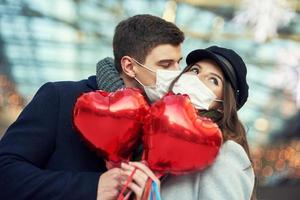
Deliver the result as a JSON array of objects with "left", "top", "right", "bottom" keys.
[
  {"left": 32, "top": 75, "right": 97, "bottom": 103},
  {"left": 42, "top": 75, "right": 97, "bottom": 95},
  {"left": 52, "top": 75, "right": 96, "bottom": 89}
]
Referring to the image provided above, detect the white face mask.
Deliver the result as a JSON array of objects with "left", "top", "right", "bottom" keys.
[
  {"left": 135, "top": 69, "right": 181, "bottom": 102},
  {"left": 133, "top": 59, "right": 181, "bottom": 102},
  {"left": 172, "top": 73, "right": 222, "bottom": 110}
]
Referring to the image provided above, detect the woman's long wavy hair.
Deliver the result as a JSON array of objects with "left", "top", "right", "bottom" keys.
[{"left": 169, "top": 63, "right": 257, "bottom": 200}]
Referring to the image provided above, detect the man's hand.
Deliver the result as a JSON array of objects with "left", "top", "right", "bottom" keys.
[{"left": 97, "top": 168, "right": 126, "bottom": 200}]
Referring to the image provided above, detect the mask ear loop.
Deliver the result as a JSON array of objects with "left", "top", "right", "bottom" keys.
[
  {"left": 134, "top": 74, "right": 146, "bottom": 87},
  {"left": 217, "top": 108, "right": 224, "bottom": 114},
  {"left": 131, "top": 58, "right": 156, "bottom": 73}
]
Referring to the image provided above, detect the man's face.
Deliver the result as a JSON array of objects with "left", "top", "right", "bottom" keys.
[{"left": 133, "top": 44, "right": 182, "bottom": 86}]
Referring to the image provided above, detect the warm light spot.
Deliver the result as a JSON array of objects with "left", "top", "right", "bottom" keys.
[
  {"left": 275, "top": 160, "right": 286, "bottom": 171},
  {"left": 262, "top": 166, "right": 273, "bottom": 177},
  {"left": 265, "top": 149, "right": 277, "bottom": 161},
  {"left": 163, "top": 1, "right": 177, "bottom": 23},
  {"left": 254, "top": 117, "right": 269, "bottom": 132}
]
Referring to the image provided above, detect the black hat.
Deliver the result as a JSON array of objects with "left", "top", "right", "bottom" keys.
[{"left": 186, "top": 45, "right": 248, "bottom": 109}]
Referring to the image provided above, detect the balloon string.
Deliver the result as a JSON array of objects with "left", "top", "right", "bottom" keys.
[
  {"left": 117, "top": 167, "right": 137, "bottom": 200},
  {"left": 153, "top": 181, "right": 161, "bottom": 200},
  {"left": 142, "top": 178, "right": 153, "bottom": 200},
  {"left": 150, "top": 181, "right": 154, "bottom": 200}
]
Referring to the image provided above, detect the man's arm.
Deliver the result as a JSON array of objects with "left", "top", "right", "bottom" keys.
[{"left": 0, "top": 82, "right": 100, "bottom": 200}]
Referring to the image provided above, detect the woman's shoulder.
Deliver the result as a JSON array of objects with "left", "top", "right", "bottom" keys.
[
  {"left": 161, "top": 140, "right": 255, "bottom": 200},
  {"left": 216, "top": 140, "right": 252, "bottom": 170},
  {"left": 194, "top": 140, "right": 255, "bottom": 199}
]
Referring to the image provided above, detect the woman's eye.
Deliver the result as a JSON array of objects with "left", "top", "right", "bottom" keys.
[{"left": 209, "top": 77, "right": 219, "bottom": 86}]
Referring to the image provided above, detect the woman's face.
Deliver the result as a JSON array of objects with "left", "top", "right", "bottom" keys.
[{"left": 186, "top": 59, "right": 224, "bottom": 110}]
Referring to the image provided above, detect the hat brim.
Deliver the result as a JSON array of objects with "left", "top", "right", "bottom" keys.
[{"left": 186, "top": 49, "right": 236, "bottom": 90}]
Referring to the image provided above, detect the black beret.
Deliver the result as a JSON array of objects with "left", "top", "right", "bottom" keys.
[{"left": 186, "top": 45, "right": 249, "bottom": 109}]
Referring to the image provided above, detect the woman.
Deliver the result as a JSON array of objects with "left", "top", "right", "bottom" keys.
[{"left": 121, "top": 45, "right": 255, "bottom": 200}]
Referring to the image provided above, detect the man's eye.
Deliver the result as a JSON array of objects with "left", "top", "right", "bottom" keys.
[{"left": 161, "top": 63, "right": 171, "bottom": 68}]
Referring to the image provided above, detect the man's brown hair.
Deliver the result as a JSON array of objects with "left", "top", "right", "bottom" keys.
[{"left": 113, "top": 14, "right": 184, "bottom": 72}]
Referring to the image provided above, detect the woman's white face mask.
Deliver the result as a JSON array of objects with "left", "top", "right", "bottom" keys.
[{"left": 172, "top": 73, "right": 223, "bottom": 110}]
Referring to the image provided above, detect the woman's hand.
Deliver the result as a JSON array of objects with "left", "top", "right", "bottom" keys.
[{"left": 121, "top": 162, "right": 160, "bottom": 200}]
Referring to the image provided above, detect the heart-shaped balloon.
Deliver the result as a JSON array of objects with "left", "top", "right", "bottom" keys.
[
  {"left": 143, "top": 93, "right": 223, "bottom": 174},
  {"left": 73, "top": 88, "right": 149, "bottom": 164}
]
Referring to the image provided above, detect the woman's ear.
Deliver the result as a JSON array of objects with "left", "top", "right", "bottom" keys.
[{"left": 120, "top": 56, "right": 136, "bottom": 78}]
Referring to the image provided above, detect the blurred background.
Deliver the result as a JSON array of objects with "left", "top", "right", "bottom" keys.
[{"left": 0, "top": 0, "right": 300, "bottom": 199}]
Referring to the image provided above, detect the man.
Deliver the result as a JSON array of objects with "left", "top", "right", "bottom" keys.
[{"left": 0, "top": 14, "right": 184, "bottom": 200}]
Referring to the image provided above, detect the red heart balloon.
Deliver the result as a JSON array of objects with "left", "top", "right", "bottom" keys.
[
  {"left": 143, "top": 93, "right": 222, "bottom": 174},
  {"left": 73, "top": 88, "right": 149, "bottom": 164}
]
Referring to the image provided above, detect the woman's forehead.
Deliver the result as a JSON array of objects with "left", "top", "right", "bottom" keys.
[{"left": 195, "top": 60, "right": 224, "bottom": 75}]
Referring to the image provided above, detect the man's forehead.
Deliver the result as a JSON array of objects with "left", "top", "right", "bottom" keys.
[{"left": 146, "top": 44, "right": 182, "bottom": 62}]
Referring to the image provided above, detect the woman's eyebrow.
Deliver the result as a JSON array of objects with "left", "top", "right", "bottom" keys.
[
  {"left": 193, "top": 63, "right": 201, "bottom": 68},
  {"left": 211, "top": 72, "right": 224, "bottom": 82}
]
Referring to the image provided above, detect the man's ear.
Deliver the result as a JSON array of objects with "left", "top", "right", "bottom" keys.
[{"left": 120, "top": 56, "right": 135, "bottom": 78}]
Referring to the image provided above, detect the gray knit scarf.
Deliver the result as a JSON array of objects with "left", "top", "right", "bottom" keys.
[
  {"left": 96, "top": 57, "right": 143, "bottom": 160},
  {"left": 96, "top": 57, "right": 125, "bottom": 91}
]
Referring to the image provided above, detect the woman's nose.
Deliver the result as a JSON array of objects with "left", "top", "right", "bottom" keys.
[{"left": 198, "top": 73, "right": 206, "bottom": 81}]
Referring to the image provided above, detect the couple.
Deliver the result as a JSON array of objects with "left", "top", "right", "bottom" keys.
[{"left": 0, "top": 14, "right": 255, "bottom": 200}]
